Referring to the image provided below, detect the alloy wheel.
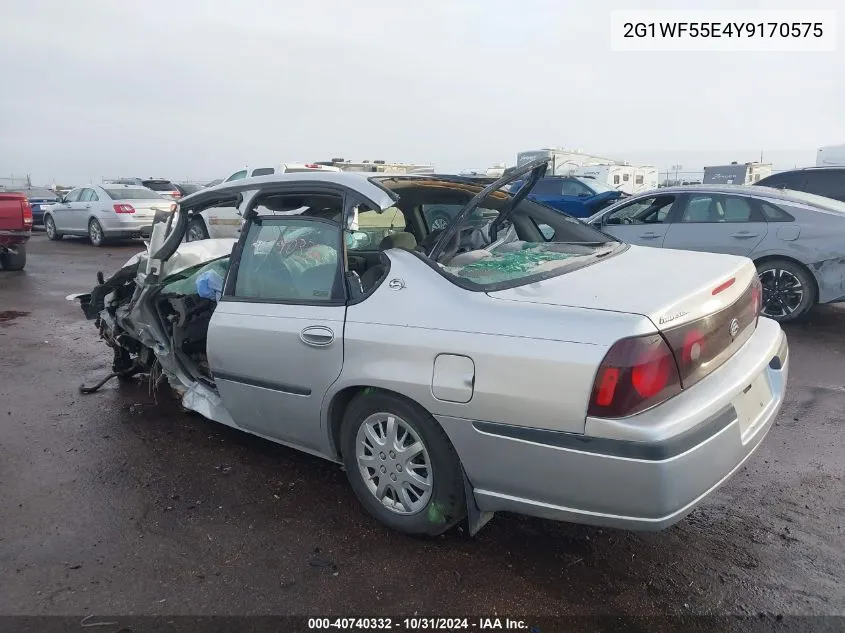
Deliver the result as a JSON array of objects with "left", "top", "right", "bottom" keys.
[
  {"left": 759, "top": 268, "right": 804, "bottom": 319},
  {"left": 355, "top": 412, "right": 433, "bottom": 515},
  {"left": 89, "top": 220, "right": 103, "bottom": 246},
  {"left": 45, "top": 217, "right": 56, "bottom": 239}
]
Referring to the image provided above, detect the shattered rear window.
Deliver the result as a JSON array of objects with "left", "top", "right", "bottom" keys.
[{"left": 443, "top": 242, "right": 596, "bottom": 286}]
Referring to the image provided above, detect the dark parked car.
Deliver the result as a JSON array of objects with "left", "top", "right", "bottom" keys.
[
  {"left": 175, "top": 183, "right": 204, "bottom": 197},
  {"left": 755, "top": 167, "right": 845, "bottom": 203},
  {"left": 2, "top": 186, "right": 59, "bottom": 226},
  {"left": 507, "top": 176, "right": 626, "bottom": 218},
  {"left": 106, "top": 178, "right": 182, "bottom": 201}
]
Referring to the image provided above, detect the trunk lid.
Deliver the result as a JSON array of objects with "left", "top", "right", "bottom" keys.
[
  {"left": 486, "top": 244, "right": 758, "bottom": 330},
  {"left": 126, "top": 200, "right": 174, "bottom": 220},
  {"left": 0, "top": 193, "right": 28, "bottom": 231}
]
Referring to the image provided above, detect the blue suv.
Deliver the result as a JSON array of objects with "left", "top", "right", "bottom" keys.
[{"left": 508, "top": 176, "right": 626, "bottom": 218}]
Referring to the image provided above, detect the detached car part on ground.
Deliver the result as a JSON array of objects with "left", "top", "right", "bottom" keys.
[
  {"left": 0, "top": 191, "right": 33, "bottom": 270},
  {"left": 586, "top": 184, "right": 845, "bottom": 322},
  {"left": 71, "top": 160, "right": 789, "bottom": 537}
]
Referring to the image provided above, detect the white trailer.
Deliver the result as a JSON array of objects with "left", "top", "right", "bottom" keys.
[
  {"left": 517, "top": 148, "right": 657, "bottom": 193},
  {"left": 314, "top": 158, "right": 434, "bottom": 174},
  {"left": 817, "top": 144, "right": 845, "bottom": 166},
  {"left": 703, "top": 162, "right": 772, "bottom": 185},
  {"left": 459, "top": 163, "right": 508, "bottom": 178},
  {"left": 572, "top": 164, "right": 659, "bottom": 194},
  {"left": 516, "top": 148, "right": 618, "bottom": 176}
]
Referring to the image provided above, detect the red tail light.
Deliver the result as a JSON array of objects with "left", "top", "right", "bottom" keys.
[
  {"left": 21, "top": 199, "right": 33, "bottom": 227},
  {"left": 589, "top": 277, "right": 760, "bottom": 419},
  {"left": 750, "top": 275, "right": 762, "bottom": 322},
  {"left": 113, "top": 204, "right": 135, "bottom": 214},
  {"left": 172, "top": 191, "right": 182, "bottom": 198},
  {"left": 588, "top": 334, "right": 682, "bottom": 418},
  {"left": 662, "top": 279, "right": 759, "bottom": 389},
  {"left": 169, "top": 203, "right": 177, "bottom": 212}
]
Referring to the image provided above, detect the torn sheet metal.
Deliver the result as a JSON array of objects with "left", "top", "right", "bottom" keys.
[
  {"left": 160, "top": 239, "right": 237, "bottom": 278},
  {"left": 118, "top": 239, "right": 237, "bottom": 282},
  {"left": 179, "top": 380, "right": 238, "bottom": 428}
]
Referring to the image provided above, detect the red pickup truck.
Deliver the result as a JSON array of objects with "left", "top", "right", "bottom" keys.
[{"left": 0, "top": 191, "right": 33, "bottom": 270}]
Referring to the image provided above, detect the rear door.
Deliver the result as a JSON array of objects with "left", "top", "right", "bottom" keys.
[
  {"left": 206, "top": 189, "right": 348, "bottom": 450},
  {"left": 662, "top": 192, "right": 768, "bottom": 256},
  {"left": 597, "top": 193, "right": 678, "bottom": 247},
  {"left": 53, "top": 188, "right": 83, "bottom": 232},
  {"left": 76, "top": 188, "right": 100, "bottom": 228}
]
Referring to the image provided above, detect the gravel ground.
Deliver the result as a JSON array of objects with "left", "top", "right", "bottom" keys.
[{"left": 1, "top": 234, "right": 843, "bottom": 620}]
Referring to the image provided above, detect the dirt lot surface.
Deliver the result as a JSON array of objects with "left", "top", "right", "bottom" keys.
[{"left": 1, "top": 235, "right": 843, "bottom": 622}]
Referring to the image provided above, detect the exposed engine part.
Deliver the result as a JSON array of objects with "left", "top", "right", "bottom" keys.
[{"left": 79, "top": 362, "right": 144, "bottom": 394}]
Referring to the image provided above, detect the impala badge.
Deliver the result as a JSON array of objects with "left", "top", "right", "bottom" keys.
[{"left": 659, "top": 310, "right": 688, "bottom": 325}]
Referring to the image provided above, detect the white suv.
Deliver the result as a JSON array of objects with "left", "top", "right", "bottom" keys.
[{"left": 222, "top": 163, "right": 341, "bottom": 184}]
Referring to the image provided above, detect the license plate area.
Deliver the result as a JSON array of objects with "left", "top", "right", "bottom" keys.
[{"left": 733, "top": 372, "right": 773, "bottom": 441}]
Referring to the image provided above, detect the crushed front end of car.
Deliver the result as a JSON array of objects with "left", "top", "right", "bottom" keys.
[{"left": 69, "top": 208, "right": 237, "bottom": 424}]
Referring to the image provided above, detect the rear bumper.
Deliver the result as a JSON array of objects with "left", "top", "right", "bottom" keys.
[
  {"left": 438, "top": 318, "right": 788, "bottom": 531},
  {"left": 98, "top": 215, "right": 154, "bottom": 237},
  {"left": 0, "top": 229, "right": 31, "bottom": 250}
]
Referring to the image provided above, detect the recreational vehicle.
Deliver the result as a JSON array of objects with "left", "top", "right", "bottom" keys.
[
  {"left": 573, "top": 164, "right": 658, "bottom": 194},
  {"left": 703, "top": 162, "right": 772, "bottom": 185}
]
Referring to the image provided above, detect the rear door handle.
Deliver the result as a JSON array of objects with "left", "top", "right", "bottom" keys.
[
  {"left": 730, "top": 232, "right": 758, "bottom": 239},
  {"left": 640, "top": 232, "right": 662, "bottom": 239},
  {"left": 300, "top": 326, "right": 334, "bottom": 347}
]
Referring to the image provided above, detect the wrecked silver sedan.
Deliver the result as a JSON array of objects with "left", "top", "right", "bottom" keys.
[{"left": 73, "top": 160, "right": 789, "bottom": 536}]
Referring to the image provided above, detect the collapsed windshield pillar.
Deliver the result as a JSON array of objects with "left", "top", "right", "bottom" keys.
[{"left": 428, "top": 157, "right": 549, "bottom": 262}]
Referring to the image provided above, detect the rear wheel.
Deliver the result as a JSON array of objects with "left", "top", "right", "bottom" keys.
[
  {"left": 186, "top": 217, "right": 209, "bottom": 242},
  {"left": 44, "top": 215, "right": 62, "bottom": 240},
  {"left": 340, "top": 391, "right": 466, "bottom": 536},
  {"left": 756, "top": 259, "right": 815, "bottom": 322},
  {"left": 88, "top": 218, "right": 105, "bottom": 247},
  {"left": 0, "top": 246, "right": 26, "bottom": 271}
]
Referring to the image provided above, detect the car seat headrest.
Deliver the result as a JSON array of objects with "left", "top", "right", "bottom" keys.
[{"left": 379, "top": 232, "right": 417, "bottom": 251}]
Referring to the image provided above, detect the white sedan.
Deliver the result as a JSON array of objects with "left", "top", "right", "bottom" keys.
[{"left": 43, "top": 184, "right": 175, "bottom": 246}]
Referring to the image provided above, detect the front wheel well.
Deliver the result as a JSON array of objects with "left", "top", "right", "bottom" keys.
[
  {"left": 327, "top": 386, "right": 429, "bottom": 460},
  {"left": 753, "top": 255, "right": 819, "bottom": 302}
]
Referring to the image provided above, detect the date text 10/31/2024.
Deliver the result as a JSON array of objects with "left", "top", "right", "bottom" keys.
[{"left": 307, "top": 618, "right": 536, "bottom": 631}]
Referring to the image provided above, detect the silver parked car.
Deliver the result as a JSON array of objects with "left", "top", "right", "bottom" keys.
[
  {"left": 71, "top": 160, "right": 788, "bottom": 536},
  {"left": 44, "top": 184, "right": 176, "bottom": 246},
  {"left": 586, "top": 185, "right": 845, "bottom": 322}
]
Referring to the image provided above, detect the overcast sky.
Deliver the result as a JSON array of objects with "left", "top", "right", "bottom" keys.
[{"left": 1, "top": 0, "right": 843, "bottom": 185}]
